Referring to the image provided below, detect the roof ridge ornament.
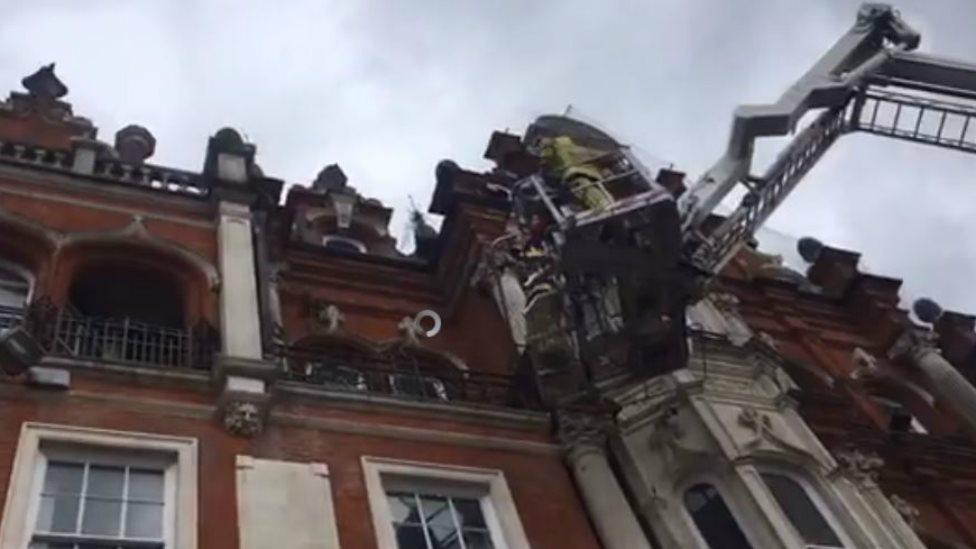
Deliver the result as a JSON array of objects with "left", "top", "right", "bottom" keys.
[{"left": 21, "top": 63, "right": 68, "bottom": 100}]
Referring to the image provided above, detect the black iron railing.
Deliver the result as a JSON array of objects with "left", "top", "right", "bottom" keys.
[
  {"left": 281, "top": 345, "right": 542, "bottom": 410},
  {"left": 23, "top": 299, "right": 217, "bottom": 370}
]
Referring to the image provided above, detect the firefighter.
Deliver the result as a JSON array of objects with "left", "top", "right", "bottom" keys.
[{"left": 537, "top": 135, "right": 614, "bottom": 212}]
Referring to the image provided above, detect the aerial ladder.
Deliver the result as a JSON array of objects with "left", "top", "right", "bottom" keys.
[{"left": 486, "top": 3, "right": 976, "bottom": 398}]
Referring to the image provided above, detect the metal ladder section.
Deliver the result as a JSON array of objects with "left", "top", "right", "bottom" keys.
[
  {"left": 853, "top": 89, "right": 976, "bottom": 153},
  {"left": 691, "top": 105, "right": 849, "bottom": 272}
]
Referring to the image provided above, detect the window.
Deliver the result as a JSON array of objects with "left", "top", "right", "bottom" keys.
[
  {"left": 322, "top": 235, "right": 367, "bottom": 254},
  {"left": 386, "top": 491, "right": 493, "bottom": 549},
  {"left": 0, "top": 423, "right": 197, "bottom": 549},
  {"left": 760, "top": 472, "right": 843, "bottom": 548},
  {"left": 388, "top": 374, "right": 449, "bottom": 401},
  {"left": 362, "top": 457, "right": 530, "bottom": 549},
  {"left": 683, "top": 483, "right": 753, "bottom": 549},
  {"left": 30, "top": 451, "right": 169, "bottom": 548}
]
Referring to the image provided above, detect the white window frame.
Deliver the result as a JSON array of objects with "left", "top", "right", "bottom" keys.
[
  {"left": 757, "top": 466, "right": 853, "bottom": 549},
  {"left": 0, "top": 423, "right": 198, "bottom": 549},
  {"left": 0, "top": 259, "right": 34, "bottom": 308},
  {"left": 361, "top": 456, "right": 530, "bottom": 549}
]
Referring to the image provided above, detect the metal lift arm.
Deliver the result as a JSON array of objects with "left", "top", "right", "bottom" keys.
[{"left": 680, "top": 3, "right": 976, "bottom": 274}]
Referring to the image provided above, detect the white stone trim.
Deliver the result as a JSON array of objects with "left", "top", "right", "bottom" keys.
[
  {"left": 0, "top": 422, "right": 198, "bottom": 549},
  {"left": 361, "top": 456, "right": 530, "bottom": 549}
]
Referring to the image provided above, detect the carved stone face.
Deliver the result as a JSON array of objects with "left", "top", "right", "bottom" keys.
[{"left": 224, "top": 401, "right": 262, "bottom": 437}]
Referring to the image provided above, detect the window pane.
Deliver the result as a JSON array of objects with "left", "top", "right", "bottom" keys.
[
  {"left": 125, "top": 501, "right": 164, "bottom": 539},
  {"left": 393, "top": 523, "right": 429, "bottom": 549},
  {"left": 129, "top": 469, "right": 164, "bottom": 502},
  {"left": 428, "top": 525, "right": 462, "bottom": 549},
  {"left": 761, "top": 473, "right": 842, "bottom": 547},
  {"left": 453, "top": 498, "right": 487, "bottom": 529},
  {"left": 463, "top": 530, "right": 495, "bottom": 549},
  {"left": 36, "top": 494, "right": 80, "bottom": 533},
  {"left": 387, "top": 492, "right": 423, "bottom": 525},
  {"left": 420, "top": 495, "right": 454, "bottom": 532},
  {"left": 28, "top": 543, "right": 75, "bottom": 549},
  {"left": 684, "top": 484, "right": 753, "bottom": 549},
  {"left": 43, "top": 462, "right": 84, "bottom": 495},
  {"left": 81, "top": 498, "right": 122, "bottom": 536},
  {"left": 87, "top": 466, "right": 125, "bottom": 498}
]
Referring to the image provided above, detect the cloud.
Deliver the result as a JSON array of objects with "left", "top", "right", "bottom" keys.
[{"left": 2, "top": 0, "right": 975, "bottom": 311}]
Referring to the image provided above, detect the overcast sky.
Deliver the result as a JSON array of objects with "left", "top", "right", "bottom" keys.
[{"left": 2, "top": 1, "right": 976, "bottom": 314}]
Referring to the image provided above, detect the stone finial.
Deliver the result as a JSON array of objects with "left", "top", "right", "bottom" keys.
[
  {"left": 889, "top": 494, "right": 920, "bottom": 529},
  {"left": 114, "top": 124, "right": 156, "bottom": 164},
  {"left": 22, "top": 63, "right": 68, "bottom": 100},
  {"left": 851, "top": 347, "right": 880, "bottom": 380},
  {"left": 223, "top": 400, "right": 263, "bottom": 437},
  {"left": 797, "top": 236, "right": 824, "bottom": 263},
  {"left": 913, "top": 297, "right": 943, "bottom": 324},
  {"left": 834, "top": 447, "right": 884, "bottom": 487},
  {"left": 313, "top": 164, "right": 348, "bottom": 193}
]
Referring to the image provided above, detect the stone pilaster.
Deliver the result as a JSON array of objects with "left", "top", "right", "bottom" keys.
[{"left": 557, "top": 409, "right": 652, "bottom": 549}]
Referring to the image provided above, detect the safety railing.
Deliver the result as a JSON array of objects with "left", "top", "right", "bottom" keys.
[
  {"left": 23, "top": 299, "right": 218, "bottom": 370},
  {"left": 280, "top": 345, "right": 542, "bottom": 410}
]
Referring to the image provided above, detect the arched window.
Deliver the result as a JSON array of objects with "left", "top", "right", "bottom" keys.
[
  {"left": 68, "top": 261, "right": 184, "bottom": 328},
  {"left": 760, "top": 472, "right": 843, "bottom": 548},
  {"left": 684, "top": 483, "right": 753, "bottom": 549},
  {"left": 322, "top": 235, "right": 367, "bottom": 254}
]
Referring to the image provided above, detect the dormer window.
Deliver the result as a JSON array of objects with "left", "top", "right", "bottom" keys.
[{"left": 322, "top": 235, "right": 367, "bottom": 254}]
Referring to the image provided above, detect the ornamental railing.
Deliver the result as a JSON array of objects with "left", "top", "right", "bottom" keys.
[
  {"left": 23, "top": 299, "right": 218, "bottom": 370},
  {"left": 0, "top": 138, "right": 210, "bottom": 199},
  {"left": 280, "top": 345, "right": 542, "bottom": 410}
]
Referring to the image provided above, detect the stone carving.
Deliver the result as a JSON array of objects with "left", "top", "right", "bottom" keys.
[
  {"left": 397, "top": 315, "right": 424, "bottom": 346},
  {"left": 223, "top": 401, "right": 263, "bottom": 437},
  {"left": 889, "top": 494, "right": 920, "bottom": 529},
  {"left": 888, "top": 328, "right": 940, "bottom": 362},
  {"left": 756, "top": 331, "right": 778, "bottom": 351},
  {"left": 850, "top": 347, "right": 880, "bottom": 380},
  {"left": 649, "top": 407, "right": 691, "bottom": 466},
  {"left": 320, "top": 304, "right": 345, "bottom": 334},
  {"left": 834, "top": 447, "right": 884, "bottom": 487},
  {"left": 557, "top": 409, "right": 615, "bottom": 451},
  {"left": 737, "top": 405, "right": 812, "bottom": 458},
  {"left": 709, "top": 292, "right": 740, "bottom": 313},
  {"left": 738, "top": 406, "right": 775, "bottom": 448}
]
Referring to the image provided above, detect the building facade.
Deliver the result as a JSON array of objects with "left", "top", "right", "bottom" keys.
[{"left": 0, "top": 64, "right": 975, "bottom": 549}]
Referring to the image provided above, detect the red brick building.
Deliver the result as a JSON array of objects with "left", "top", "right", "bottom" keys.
[
  {"left": 1, "top": 62, "right": 975, "bottom": 549},
  {"left": 0, "top": 66, "right": 598, "bottom": 549}
]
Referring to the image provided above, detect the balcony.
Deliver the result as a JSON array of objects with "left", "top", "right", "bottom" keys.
[
  {"left": 280, "top": 344, "right": 542, "bottom": 411},
  {"left": 24, "top": 299, "right": 218, "bottom": 370}
]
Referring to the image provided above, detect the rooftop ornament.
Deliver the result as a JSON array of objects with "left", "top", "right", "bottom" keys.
[
  {"left": 912, "top": 297, "right": 943, "bottom": 324},
  {"left": 21, "top": 63, "right": 68, "bottom": 100}
]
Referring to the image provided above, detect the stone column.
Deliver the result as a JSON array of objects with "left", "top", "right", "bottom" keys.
[
  {"left": 890, "top": 329, "right": 976, "bottom": 440},
  {"left": 558, "top": 411, "right": 652, "bottom": 549}
]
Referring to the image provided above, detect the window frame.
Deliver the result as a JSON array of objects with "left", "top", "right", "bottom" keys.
[
  {"left": 678, "top": 477, "right": 756, "bottom": 549},
  {"left": 756, "top": 466, "right": 853, "bottom": 549},
  {"left": 0, "top": 423, "right": 198, "bottom": 549},
  {"left": 321, "top": 235, "right": 367, "bottom": 254},
  {"left": 361, "top": 456, "right": 530, "bottom": 549}
]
